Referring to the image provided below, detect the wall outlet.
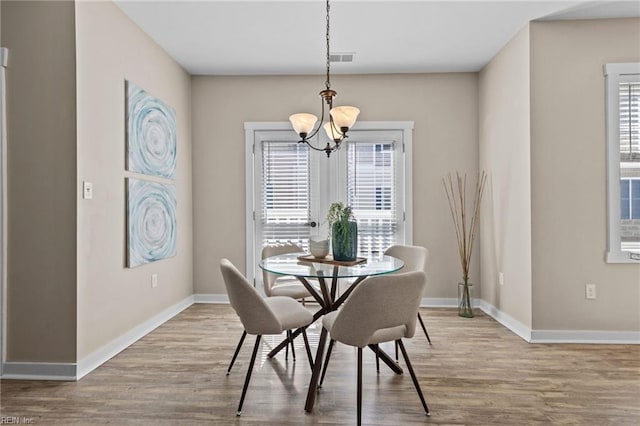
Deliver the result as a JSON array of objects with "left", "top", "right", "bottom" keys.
[
  {"left": 585, "top": 283, "right": 596, "bottom": 300},
  {"left": 83, "top": 181, "right": 93, "bottom": 199},
  {"left": 498, "top": 272, "right": 504, "bottom": 286},
  {"left": 151, "top": 274, "right": 158, "bottom": 288}
]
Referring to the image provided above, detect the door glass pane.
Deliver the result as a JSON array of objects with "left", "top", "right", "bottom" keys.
[
  {"left": 260, "top": 141, "right": 311, "bottom": 250},
  {"left": 346, "top": 141, "right": 398, "bottom": 260}
]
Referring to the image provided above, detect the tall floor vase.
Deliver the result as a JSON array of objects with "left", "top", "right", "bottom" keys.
[{"left": 458, "top": 281, "right": 474, "bottom": 318}]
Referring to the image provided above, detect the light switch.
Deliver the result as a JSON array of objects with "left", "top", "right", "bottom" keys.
[{"left": 83, "top": 181, "right": 93, "bottom": 199}]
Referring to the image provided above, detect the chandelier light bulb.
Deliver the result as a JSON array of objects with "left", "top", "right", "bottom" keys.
[
  {"left": 323, "top": 122, "right": 344, "bottom": 140},
  {"left": 330, "top": 106, "right": 360, "bottom": 130},
  {"left": 289, "top": 113, "right": 318, "bottom": 136}
]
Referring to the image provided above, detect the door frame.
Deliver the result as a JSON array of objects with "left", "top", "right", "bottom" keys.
[
  {"left": 1, "top": 47, "right": 9, "bottom": 376},
  {"left": 244, "top": 121, "right": 414, "bottom": 286}
]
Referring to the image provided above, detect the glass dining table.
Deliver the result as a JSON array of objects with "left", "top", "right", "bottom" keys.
[{"left": 259, "top": 252, "right": 405, "bottom": 412}]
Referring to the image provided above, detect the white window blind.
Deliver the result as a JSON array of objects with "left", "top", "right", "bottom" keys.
[
  {"left": 260, "top": 141, "right": 311, "bottom": 250},
  {"left": 346, "top": 141, "right": 399, "bottom": 260},
  {"left": 619, "top": 82, "right": 640, "bottom": 161}
]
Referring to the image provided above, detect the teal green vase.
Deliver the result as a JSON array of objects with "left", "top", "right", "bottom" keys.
[{"left": 332, "top": 221, "right": 358, "bottom": 261}]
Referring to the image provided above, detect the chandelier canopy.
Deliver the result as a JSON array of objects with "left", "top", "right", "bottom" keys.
[{"left": 289, "top": 0, "right": 360, "bottom": 157}]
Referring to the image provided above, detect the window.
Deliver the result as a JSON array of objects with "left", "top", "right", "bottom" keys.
[
  {"left": 605, "top": 63, "right": 640, "bottom": 262},
  {"left": 245, "top": 122, "right": 413, "bottom": 284}
]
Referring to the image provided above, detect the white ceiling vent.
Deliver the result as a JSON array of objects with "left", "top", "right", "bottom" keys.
[{"left": 330, "top": 52, "right": 355, "bottom": 63}]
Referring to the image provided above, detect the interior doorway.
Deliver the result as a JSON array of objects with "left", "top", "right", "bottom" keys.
[{"left": 1, "top": 47, "right": 8, "bottom": 376}]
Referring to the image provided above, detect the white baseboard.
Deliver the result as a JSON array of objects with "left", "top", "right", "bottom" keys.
[
  {"left": 1, "top": 295, "right": 195, "bottom": 381},
  {"left": 420, "top": 297, "right": 457, "bottom": 307},
  {"left": 194, "top": 293, "right": 229, "bottom": 303},
  {"left": 475, "top": 299, "right": 532, "bottom": 342},
  {"left": 428, "top": 297, "right": 640, "bottom": 345},
  {"left": 1, "top": 362, "right": 77, "bottom": 381},
  {"left": 75, "top": 295, "right": 195, "bottom": 380},
  {"left": 530, "top": 330, "right": 640, "bottom": 344}
]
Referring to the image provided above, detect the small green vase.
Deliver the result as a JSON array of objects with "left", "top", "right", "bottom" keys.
[{"left": 332, "top": 221, "right": 358, "bottom": 261}]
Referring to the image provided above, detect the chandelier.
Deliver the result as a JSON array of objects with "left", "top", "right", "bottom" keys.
[{"left": 289, "top": 0, "right": 360, "bottom": 157}]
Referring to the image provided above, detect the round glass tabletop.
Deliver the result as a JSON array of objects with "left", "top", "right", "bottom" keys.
[{"left": 259, "top": 252, "right": 404, "bottom": 279}]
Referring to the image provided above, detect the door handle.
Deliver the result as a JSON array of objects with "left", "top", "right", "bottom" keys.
[{"left": 306, "top": 221, "right": 317, "bottom": 228}]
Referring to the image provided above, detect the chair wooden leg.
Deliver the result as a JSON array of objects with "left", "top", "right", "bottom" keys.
[
  {"left": 302, "top": 328, "right": 314, "bottom": 369},
  {"left": 289, "top": 330, "right": 296, "bottom": 361},
  {"left": 285, "top": 331, "right": 289, "bottom": 360},
  {"left": 397, "top": 339, "right": 430, "bottom": 416},
  {"left": 227, "top": 330, "right": 247, "bottom": 375},
  {"left": 417, "top": 312, "right": 432, "bottom": 345},
  {"left": 237, "top": 335, "right": 261, "bottom": 416},
  {"left": 375, "top": 344, "right": 380, "bottom": 372},
  {"left": 357, "top": 347, "right": 363, "bottom": 426},
  {"left": 319, "top": 338, "right": 335, "bottom": 388},
  {"left": 395, "top": 340, "right": 398, "bottom": 361}
]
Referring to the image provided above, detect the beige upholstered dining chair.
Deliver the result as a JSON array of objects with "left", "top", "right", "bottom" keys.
[
  {"left": 317, "top": 244, "right": 431, "bottom": 386},
  {"left": 321, "top": 271, "right": 430, "bottom": 425},
  {"left": 384, "top": 244, "right": 432, "bottom": 346},
  {"left": 261, "top": 243, "right": 311, "bottom": 300},
  {"left": 220, "top": 258, "right": 314, "bottom": 416},
  {"left": 261, "top": 242, "right": 316, "bottom": 361}
]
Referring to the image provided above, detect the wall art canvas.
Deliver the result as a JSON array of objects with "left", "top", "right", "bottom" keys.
[
  {"left": 127, "top": 178, "right": 177, "bottom": 267},
  {"left": 126, "top": 81, "right": 177, "bottom": 179}
]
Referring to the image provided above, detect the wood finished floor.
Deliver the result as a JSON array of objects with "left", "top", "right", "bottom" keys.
[{"left": 1, "top": 304, "right": 639, "bottom": 425}]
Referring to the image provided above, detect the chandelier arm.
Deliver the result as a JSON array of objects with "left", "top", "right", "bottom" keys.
[
  {"left": 327, "top": 115, "right": 343, "bottom": 142},
  {"left": 301, "top": 140, "right": 328, "bottom": 152},
  {"left": 300, "top": 95, "right": 328, "bottom": 142}
]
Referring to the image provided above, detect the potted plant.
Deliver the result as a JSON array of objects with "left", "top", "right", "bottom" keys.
[
  {"left": 443, "top": 171, "right": 487, "bottom": 317},
  {"left": 327, "top": 202, "right": 358, "bottom": 261}
]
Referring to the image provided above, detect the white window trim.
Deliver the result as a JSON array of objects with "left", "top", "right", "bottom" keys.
[
  {"left": 604, "top": 62, "right": 640, "bottom": 263},
  {"left": 244, "top": 121, "right": 413, "bottom": 281}
]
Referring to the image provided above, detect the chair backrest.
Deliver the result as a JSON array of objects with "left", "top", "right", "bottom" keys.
[
  {"left": 384, "top": 244, "right": 428, "bottom": 273},
  {"left": 261, "top": 243, "right": 304, "bottom": 296},
  {"left": 329, "top": 271, "right": 426, "bottom": 347},
  {"left": 220, "top": 258, "right": 281, "bottom": 335}
]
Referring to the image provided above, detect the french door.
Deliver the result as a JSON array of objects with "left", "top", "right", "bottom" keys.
[{"left": 245, "top": 122, "right": 413, "bottom": 288}]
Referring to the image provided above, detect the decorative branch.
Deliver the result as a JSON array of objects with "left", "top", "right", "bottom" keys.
[{"left": 443, "top": 171, "right": 487, "bottom": 283}]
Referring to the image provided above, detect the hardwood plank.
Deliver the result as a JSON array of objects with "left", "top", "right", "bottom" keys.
[{"left": 1, "top": 305, "right": 639, "bottom": 425}]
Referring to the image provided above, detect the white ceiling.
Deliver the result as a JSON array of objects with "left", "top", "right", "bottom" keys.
[{"left": 114, "top": 0, "right": 640, "bottom": 75}]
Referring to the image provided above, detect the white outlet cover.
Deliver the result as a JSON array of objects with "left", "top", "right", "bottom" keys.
[
  {"left": 585, "top": 284, "right": 596, "bottom": 299},
  {"left": 83, "top": 181, "right": 93, "bottom": 199}
]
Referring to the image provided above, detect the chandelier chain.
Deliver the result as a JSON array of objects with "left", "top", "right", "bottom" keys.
[
  {"left": 325, "top": 0, "right": 331, "bottom": 90},
  {"left": 289, "top": 0, "right": 358, "bottom": 157}
]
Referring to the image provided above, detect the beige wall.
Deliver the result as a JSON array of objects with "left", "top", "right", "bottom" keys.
[
  {"left": 2, "top": 0, "right": 77, "bottom": 362},
  {"left": 530, "top": 18, "right": 640, "bottom": 331},
  {"left": 192, "top": 74, "right": 479, "bottom": 298},
  {"left": 75, "top": 1, "right": 193, "bottom": 359},
  {"left": 479, "top": 26, "right": 532, "bottom": 327}
]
